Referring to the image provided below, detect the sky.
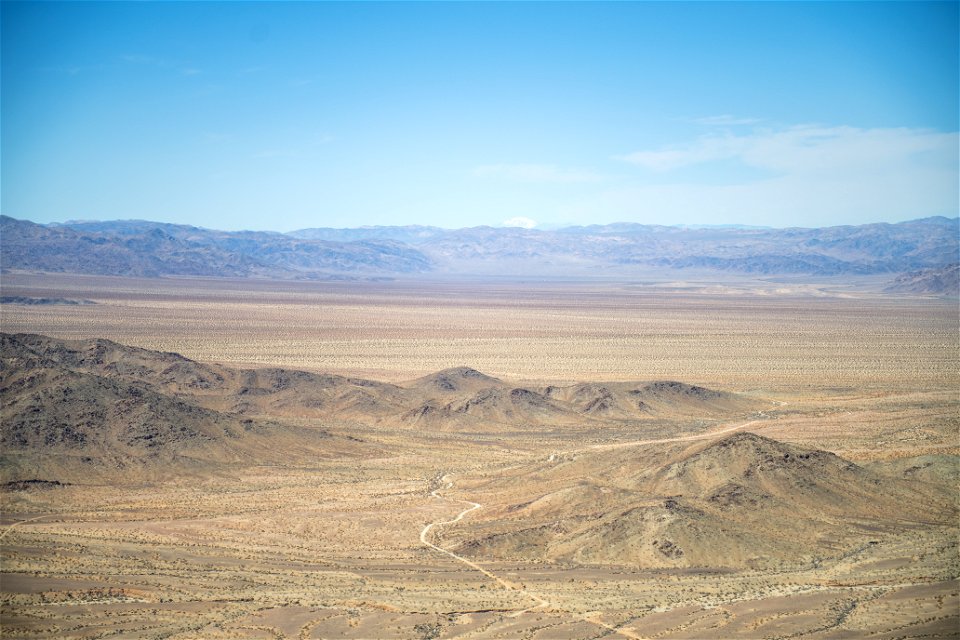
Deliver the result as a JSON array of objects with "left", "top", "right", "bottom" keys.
[{"left": 2, "top": 1, "right": 958, "bottom": 232}]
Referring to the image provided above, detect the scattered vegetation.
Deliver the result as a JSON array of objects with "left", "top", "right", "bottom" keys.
[{"left": 1, "top": 275, "right": 956, "bottom": 638}]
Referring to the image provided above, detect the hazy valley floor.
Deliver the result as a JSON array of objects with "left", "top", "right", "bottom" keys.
[{"left": 2, "top": 272, "right": 956, "bottom": 390}]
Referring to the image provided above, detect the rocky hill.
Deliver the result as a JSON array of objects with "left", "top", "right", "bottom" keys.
[
  {"left": 2, "top": 334, "right": 759, "bottom": 431},
  {"left": 4, "top": 333, "right": 953, "bottom": 576},
  {"left": 1, "top": 334, "right": 763, "bottom": 481},
  {"left": 443, "top": 433, "right": 956, "bottom": 570},
  {"left": 0, "top": 334, "right": 371, "bottom": 482}
]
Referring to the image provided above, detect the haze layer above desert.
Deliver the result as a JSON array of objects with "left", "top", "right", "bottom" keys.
[{"left": 1, "top": 260, "right": 957, "bottom": 639}]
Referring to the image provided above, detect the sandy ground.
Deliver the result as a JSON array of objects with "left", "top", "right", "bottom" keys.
[
  {"left": 1, "top": 272, "right": 956, "bottom": 390},
  {"left": 2, "top": 274, "right": 957, "bottom": 638}
]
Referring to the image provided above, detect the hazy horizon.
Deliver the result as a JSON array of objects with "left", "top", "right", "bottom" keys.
[
  {"left": 8, "top": 212, "right": 959, "bottom": 235},
  {"left": 2, "top": 2, "right": 958, "bottom": 232}
]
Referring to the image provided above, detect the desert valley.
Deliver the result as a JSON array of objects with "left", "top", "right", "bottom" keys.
[
  {"left": 4, "top": 1, "right": 958, "bottom": 637},
  {"left": 1, "top": 260, "right": 957, "bottom": 639}
]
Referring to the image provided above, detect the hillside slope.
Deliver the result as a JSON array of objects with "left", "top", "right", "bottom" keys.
[
  {"left": 3, "top": 334, "right": 760, "bottom": 432},
  {"left": 445, "top": 433, "right": 955, "bottom": 570},
  {"left": 1, "top": 334, "right": 765, "bottom": 483},
  {"left": 0, "top": 334, "right": 370, "bottom": 482}
]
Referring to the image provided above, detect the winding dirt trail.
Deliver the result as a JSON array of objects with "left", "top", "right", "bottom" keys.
[
  {"left": 587, "top": 416, "right": 765, "bottom": 452},
  {"left": 0, "top": 515, "right": 52, "bottom": 543},
  {"left": 419, "top": 415, "right": 776, "bottom": 639},
  {"left": 421, "top": 478, "right": 543, "bottom": 600},
  {"left": 421, "top": 477, "right": 643, "bottom": 639}
]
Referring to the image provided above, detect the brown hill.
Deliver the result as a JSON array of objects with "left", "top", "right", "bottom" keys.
[
  {"left": 0, "top": 334, "right": 369, "bottom": 482},
  {"left": 445, "top": 387, "right": 578, "bottom": 425},
  {"left": 399, "top": 369, "right": 761, "bottom": 430},
  {"left": 446, "top": 433, "right": 955, "bottom": 570},
  {"left": 1, "top": 333, "right": 411, "bottom": 422},
  {"left": 398, "top": 367, "right": 508, "bottom": 430},
  {"left": 541, "top": 380, "right": 755, "bottom": 419},
  {"left": 2, "top": 333, "right": 230, "bottom": 395},
  {"left": 407, "top": 367, "right": 501, "bottom": 395},
  {"left": 1, "top": 333, "right": 763, "bottom": 464},
  {"left": 398, "top": 385, "right": 583, "bottom": 432},
  {"left": 228, "top": 367, "right": 409, "bottom": 420}
]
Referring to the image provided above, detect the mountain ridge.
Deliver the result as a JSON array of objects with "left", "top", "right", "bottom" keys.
[
  {"left": 1, "top": 333, "right": 764, "bottom": 483},
  {"left": 3, "top": 215, "right": 957, "bottom": 281},
  {"left": 0, "top": 216, "right": 431, "bottom": 280}
]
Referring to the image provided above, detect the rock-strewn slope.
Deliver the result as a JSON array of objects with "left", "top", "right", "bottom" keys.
[
  {"left": 445, "top": 433, "right": 956, "bottom": 570},
  {"left": 1, "top": 333, "right": 762, "bottom": 480}
]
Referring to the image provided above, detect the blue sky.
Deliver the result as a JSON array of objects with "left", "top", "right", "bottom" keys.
[{"left": 2, "top": 2, "right": 957, "bottom": 231}]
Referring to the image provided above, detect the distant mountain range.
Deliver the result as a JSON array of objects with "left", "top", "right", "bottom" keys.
[
  {"left": 2, "top": 215, "right": 957, "bottom": 282},
  {"left": 0, "top": 216, "right": 430, "bottom": 280}
]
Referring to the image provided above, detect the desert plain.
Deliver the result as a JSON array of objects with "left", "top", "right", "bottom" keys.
[{"left": 1, "top": 272, "right": 957, "bottom": 639}]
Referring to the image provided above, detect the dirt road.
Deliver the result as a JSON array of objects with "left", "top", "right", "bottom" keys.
[{"left": 419, "top": 415, "right": 776, "bottom": 639}]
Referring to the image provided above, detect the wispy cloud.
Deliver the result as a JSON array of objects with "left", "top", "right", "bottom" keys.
[
  {"left": 621, "top": 135, "right": 742, "bottom": 172},
  {"left": 597, "top": 125, "right": 959, "bottom": 226},
  {"left": 620, "top": 125, "right": 956, "bottom": 174},
  {"left": 474, "top": 163, "right": 604, "bottom": 183}
]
